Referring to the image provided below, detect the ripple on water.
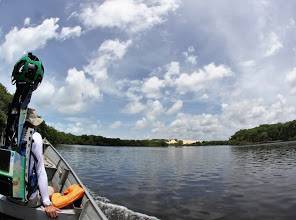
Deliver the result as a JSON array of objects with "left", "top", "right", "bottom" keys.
[{"left": 56, "top": 144, "right": 296, "bottom": 220}]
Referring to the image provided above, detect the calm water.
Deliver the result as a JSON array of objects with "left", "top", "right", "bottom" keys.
[{"left": 56, "top": 144, "right": 296, "bottom": 220}]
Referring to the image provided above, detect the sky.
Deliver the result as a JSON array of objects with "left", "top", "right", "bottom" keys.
[{"left": 1, "top": 0, "right": 296, "bottom": 140}]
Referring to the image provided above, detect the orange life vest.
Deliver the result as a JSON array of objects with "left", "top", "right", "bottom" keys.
[{"left": 51, "top": 184, "right": 85, "bottom": 208}]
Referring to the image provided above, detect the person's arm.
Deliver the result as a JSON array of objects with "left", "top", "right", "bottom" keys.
[
  {"left": 32, "top": 132, "right": 60, "bottom": 218},
  {"left": 32, "top": 132, "right": 50, "bottom": 205}
]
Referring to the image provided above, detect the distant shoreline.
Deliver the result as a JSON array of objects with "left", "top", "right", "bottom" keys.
[
  {"left": 58, "top": 140, "right": 296, "bottom": 148},
  {"left": 172, "top": 140, "right": 296, "bottom": 147}
]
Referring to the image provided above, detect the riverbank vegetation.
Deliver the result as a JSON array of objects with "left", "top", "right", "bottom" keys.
[
  {"left": 1, "top": 83, "right": 296, "bottom": 146},
  {"left": 37, "top": 122, "right": 168, "bottom": 146},
  {"left": 0, "top": 83, "right": 168, "bottom": 147},
  {"left": 188, "top": 140, "right": 229, "bottom": 146},
  {"left": 0, "top": 84, "right": 12, "bottom": 135},
  {"left": 229, "top": 121, "right": 296, "bottom": 145}
]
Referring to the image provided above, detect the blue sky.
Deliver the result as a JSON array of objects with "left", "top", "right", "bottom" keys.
[{"left": 1, "top": 0, "right": 296, "bottom": 140}]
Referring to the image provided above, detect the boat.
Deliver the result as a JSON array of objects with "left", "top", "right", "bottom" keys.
[{"left": 0, "top": 139, "right": 108, "bottom": 220}]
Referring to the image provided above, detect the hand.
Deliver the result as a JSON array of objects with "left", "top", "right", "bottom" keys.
[{"left": 44, "top": 205, "right": 60, "bottom": 219}]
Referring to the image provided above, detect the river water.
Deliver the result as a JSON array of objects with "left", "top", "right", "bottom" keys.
[{"left": 56, "top": 144, "right": 296, "bottom": 220}]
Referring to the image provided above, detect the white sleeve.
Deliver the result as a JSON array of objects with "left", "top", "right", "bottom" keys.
[{"left": 32, "top": 132, "right": 51, "bottom": 206}]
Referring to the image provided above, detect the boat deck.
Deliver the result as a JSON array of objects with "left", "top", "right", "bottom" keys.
[
  {"left": 0, "top": 141, "right": 108, "bottom": 220},
  {"left": 0, "top": 213, "right": 21, "bottom": 220}
]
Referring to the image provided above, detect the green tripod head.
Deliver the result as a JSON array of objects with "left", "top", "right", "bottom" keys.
[{"left": 11, "top": 52, "right": 44, "bottom": 90}]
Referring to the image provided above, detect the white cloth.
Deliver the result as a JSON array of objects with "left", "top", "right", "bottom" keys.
[{"left": 29, "top": 132, "right": 51, "bottom": 206}]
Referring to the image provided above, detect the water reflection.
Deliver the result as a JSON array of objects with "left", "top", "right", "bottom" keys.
[{"left": 57, "top": 144, "right": 296, "bottom": 220}]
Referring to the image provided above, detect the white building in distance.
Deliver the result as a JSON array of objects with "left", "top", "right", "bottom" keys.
[{"left": 166, "top": 139, "right": 198, "bottom": 145}]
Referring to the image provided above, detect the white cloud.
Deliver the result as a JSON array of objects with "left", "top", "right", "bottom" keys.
[
  {"left": 123, "top": 101, "right": 145, "bottom": 114},
  {"left": 151, "top": 121, "right": 166, "bottom": 134},
  {"left": 51, "top": 118, "right": 102, "bottom": 135},
  {"left": 110, "top": 121, "right": 122, "bottom": 129},
  {"left": 201, "top": 93, "right": 209, "bottom": 100},
  {"left": 166, "top": 61, "right": 180, "bottom": 76},
  {"left": 2, "top": 1, "right": 295, "bottom": 141},
  {"left": 84, "top": 39, "right": 132, "bottom": 81},
  {"left": 239, "top": 60, "right": 256, "bottom": 67},
  {"left": 222, "top": 95, "right": 295, "bottom": 130},
  {"left": 286, "top": 67, "right": 296, "bottom": 94},
  {"left": 166, "top": 100, "right": 183, "bottom": 115},
  {"left": 175, "top": 63, "right": 233, "bottom": 94},
  {"left": 78, "top": 0, "right": 180, "bottom": 33},
  {"left": 99, "top": 39, "right": 131, "bottom": 59},
  {"left": 128, "top": 100, "right": 166, "bottom": 129},
  {"left": 33, "top": 80, "right": 55, "bottom": 107},
  {"left": 124, "top": 81, "right": 143, "bottom": 101},
  {"left": 187, "top": 46, "right": 195, "bottom": 53},
  {"left": 0, "top": 17, "right": 82, "bottom": 63},
  {"left": 264, "top": 32, "right": 283, "bottom": 57},
  {"left": 115, "top": 79, "right": 143, "bottom": 101},
  {"left": 55, "top": 68, "right": 101, "bottom": 113},
  {"left": 167, "top": 113, "right": 222, "bottom": 140},
  {"left": 183, "top": 46, "right": 197, "bottom": 65},
  {"left": 147, "top": 95, "right": 296, "bottom": 140},
  {"left": 24, "top": 17, "right": 31, "bottom": 26},
  {"left": 164, "top": 61, "right": 180, "bottom": 86},
  {"left": 122, "top": 62, "right": 231, "bottom": 103},
  {"left": 118, "top": 61, "right": 233, "bottom": 130},
  {"left": 135, "top": 117, "right": 149, "bottom": 129},
  {"left": 142, "top": 76, "right": 165, "bottom": 98},
  {"left": 0, "top": 18, "right": 59, "bottom": 63},
  {"left": 186, "top": 56, "right": 197, "bottom": 65},
  {"left": 146, "top": 100, "right": 165, "bottom": 120},
  {"left": 172, "top": 113, "right": 220, "bottom": 132},
  {"left": 58, "top": 26, "right": 82, "bottom": 40}
]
